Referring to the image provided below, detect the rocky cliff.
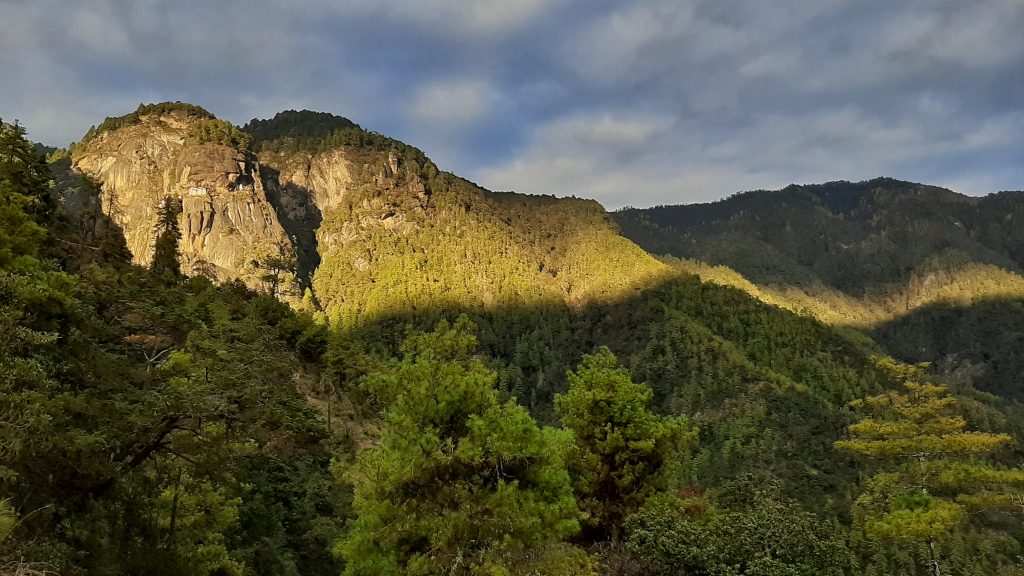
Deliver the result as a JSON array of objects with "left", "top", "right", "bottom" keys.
[{"left": 69, "top": 105, "right": 297, "bottom": 292}]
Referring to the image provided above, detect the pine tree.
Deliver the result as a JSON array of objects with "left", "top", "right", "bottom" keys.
[
  {"left": 555, "top": 347, "right": 695, "bottom": 541},
  {"left": 337, "top": 318, "right": 582, "bottom": 575},
  {"left": 836, "top": 382, "right": 1024, "bottom": 576},
  {"left": 151, "top": 197, "right": 182, "bottom": 281},
  {"left": 0, "top": 120, "right": 50, "bottom": 266}
]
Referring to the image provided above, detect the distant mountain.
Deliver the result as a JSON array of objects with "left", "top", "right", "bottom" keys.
[{"left": 614, "top": 178, "right": 1024, "bottom": 397}]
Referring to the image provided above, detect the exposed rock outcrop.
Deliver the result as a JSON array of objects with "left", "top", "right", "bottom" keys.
[{"left": 70, "top": 108, "right": 298, "bottom": 293}]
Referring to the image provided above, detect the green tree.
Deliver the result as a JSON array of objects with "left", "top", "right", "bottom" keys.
[
  {"left": 555, "top": 347, "right": 695, "bottom": 541},
  {"left": 836, "top": 382, "right": 1024, "bottom": 576},
  {"left": 337, "top": 318, "right": 582, "bottom": 575},
  {"left": 624, "top": 479, "right": 854, "bottom": 576},
  {"left": 252, "top": 252, "right": 296, "bottom": 297},
  {"left": 152, "top": 197, "right": 183, "bottom": 281},
  {"left": 0, "top": 498, "right": 14, "bottom": 542},
  {"left": 0, "top": 120, "right": 51, "bottom": 267}
]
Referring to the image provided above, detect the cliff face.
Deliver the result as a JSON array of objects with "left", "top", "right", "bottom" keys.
[{"left": 70, "top": 109, "right": 297, "bottom": 291}]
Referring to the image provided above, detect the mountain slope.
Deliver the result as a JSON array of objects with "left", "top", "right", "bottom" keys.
[
  {"left": 10, "top": 109, "right": 1024, "bottom": 575},
  {"left": 245, "top": 110, "right": 673, "bottom": 323},
  {"left": 51, "top": 106, "right": 930, "bottom": 506},
  {"left": 60, "top": 105, "right": 671, "bottom": 311},
  {"left": 614, "top": 178, "right": 1024, "bottom": 396}
]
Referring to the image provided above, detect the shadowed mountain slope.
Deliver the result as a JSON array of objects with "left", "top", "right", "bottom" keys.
[{"left": 614, "top": 178, "right": 1024, "bottom": 396}]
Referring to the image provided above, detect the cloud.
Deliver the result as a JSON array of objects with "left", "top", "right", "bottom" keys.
[
  {"left": 478, "top": 102, "right": 1024, "bottom": 209},
  {"left": 1, "top": 0, "right": 1022, "bottom": 207},
  {"left": 348, "top": 0, "right": 565, "bottom": 37},
  {"left": 407, "top": 79, "right": 497, "bottom": 129}
]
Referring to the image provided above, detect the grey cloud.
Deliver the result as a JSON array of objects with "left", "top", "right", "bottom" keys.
[{"left": 1, "top": 0, "right": 1021, "bottom": 207}]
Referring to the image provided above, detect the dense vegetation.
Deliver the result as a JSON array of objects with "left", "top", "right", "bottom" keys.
[
  {"left": 615, "top": 179, "right": 1024, "bottom": 399},
  {"left": 242, "top": 110, "right": 672, "bottom": 324},
  {"left": 79, "top": 102, "right": 216, "bottom": 145},
  {"left": 4, "top": 115, "right": 1024, "bottom": 575},
  {"left": 2, "top": 119, "right": 347, "bottom": 575},
  {"left": 243, "top": 110, "right": 359, "bottom": 150},
  {"left": 184, "top": 118, "right": 253, "bottom": 151}
]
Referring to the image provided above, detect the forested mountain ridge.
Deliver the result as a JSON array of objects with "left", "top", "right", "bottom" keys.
[
  {"left": 615, "top": 178, "right": 1024, "bottom": 293},
  {"left": 6, "top": 109, "right": 1024, "bottom": 575},
  {"left": 59, "top": 104, "right": 671, "bottom": 315},
  {"left": 245, "top": 109, "right": 672, "bottom": 324},
  {"left": 614, "top": 178, "right": 1024, "bottom": 398}
]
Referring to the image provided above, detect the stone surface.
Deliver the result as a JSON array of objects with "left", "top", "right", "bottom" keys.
[{"left": 71, "top": 111, "right": 297, "bottom": 292}]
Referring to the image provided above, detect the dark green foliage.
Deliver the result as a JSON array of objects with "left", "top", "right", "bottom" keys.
[
  {"left": 613, "top": 178, "right": 1024, "bottom": 399},
  {"left": 871, "top": 298, "right": 1024, "bottom": 399},
  {"left": 625, "top": 479, "right": 855, "bottom": 576},
  {"left": 151, "top": 196, "right": 183, "bottom": 281},
  {"left": 338, "top": 318, "right": 583, "bottom": 575},
  {"left": 0, "top": 120, "right": 52, "bottom": 266},
  {"left": 9, "top": 111, "right": 1024, "bottom": 576},
  {"left": 0, "top": 122, "right": 349, "bottom": 574},
  {"left": 556, "top": 347, "right": 694, "bottom": 540},
  {"left": 82, "top": 101, "right": 215, "bottom": 142},
  {"left": 229, "top": 454, "right": 350, "bottom": 576},
  {"left": 243, "top": 109, "right": 425, "bottom": 162},
  {"left": 243, "top": 109, "right": 359, "bottom": 145},
  {"left": 615, "top": 178, "right": 1021, "bottom": 292}
]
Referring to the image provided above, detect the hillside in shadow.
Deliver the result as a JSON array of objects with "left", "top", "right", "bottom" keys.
[
  {"left": 615, "top": 178, "right": 1024, "bottom": 398},
  {"left": 871, "top": 296, "right": 1024, "bottom": 400},
  {"left": 331, "top": 269, "right": 1009, "bottom": 517}
]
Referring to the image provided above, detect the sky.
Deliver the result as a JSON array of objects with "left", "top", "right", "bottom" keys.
[{"left": 1, "top": 0, "right": 1022, "bottom": 209}]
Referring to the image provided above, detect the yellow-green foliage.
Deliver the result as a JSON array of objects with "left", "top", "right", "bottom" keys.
[
  {"left": 307, "top": 162, "right": 670, "bottom": 327},
  {"left": 498, "top": 543, "right": 595, "bottom": 576},
  {"left": 0, "top": 499, "right": 14, "bottom": 542},
  {"left": 836, "top": 383, "right": 1012, "bottom": 459},
  {"left": 81, "top": 101, "right": 215, "bottom": 143},
  {"left": 338, "top": 319, "right": 582, "bottom": 575},
  {"left": 660, "top": 253, "right": 1024, "bottom": 329},
  {"left": 185, "top": 118, "right": 252, "bottom": 151},
  {"left": 837, "top": 382, "right": 1023, "bottom": 551}
]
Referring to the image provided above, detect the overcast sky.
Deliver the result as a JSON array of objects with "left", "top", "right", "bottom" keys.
[{"left": 2, "top": 0, "right": 1022, "bottom": 208}]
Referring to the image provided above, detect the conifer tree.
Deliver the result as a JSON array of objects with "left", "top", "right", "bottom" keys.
[
  {"left": 0, "top": 120, "right": 50, "bottom": 266},
  {"left": 555, "top": 347, "right": 695, "bottom": 541},
  {"left": 151, "top": 197, "right": 183, "bottom": 281},
  {"left": 337, "top": 318, "right": 582, "bottom": 575},
  {"left": 836, "top": 382, "right": 1024, "bottom": 576}
]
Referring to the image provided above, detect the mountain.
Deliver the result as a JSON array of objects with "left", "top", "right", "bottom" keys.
[
  {"left": 245, "top": 110, "right": 672, "bottom": 322},
  {"left": 50, "top": 105, "right": 1009, "bottom": 503},
  {"left": 614, "top": 178, "right": 1024, "bottom": 397},
  {"left": 61, "top": 105, "right": 670, "bottom": 313}
]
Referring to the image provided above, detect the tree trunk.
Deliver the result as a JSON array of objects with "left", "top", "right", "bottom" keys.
[{"left": 927, "top": 536, "right": 942, "bottom": 576}]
